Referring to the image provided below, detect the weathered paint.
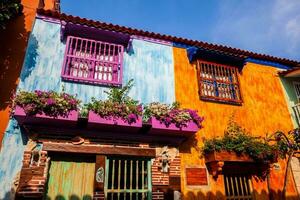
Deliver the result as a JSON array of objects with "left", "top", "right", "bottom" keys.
[
  {"left": 0, "top": 0, "right": 55, "bottom": 149},
  {"left": 0, "top": 119, "right": 28, "bottom": 199},
  {"left": 18, "top": 19, "right": 175, "bottom": 104},
  {"left": 46, "top": 158, "right": 95, "bottom": 200},
  {"left": 173, "top": 47, "right": 298, "bottom": 199},
  {"left": 280, "top": 77, "right": 300, "bottom": 128},
  {"left": 0, "top": 18, "right": 175, "bottom": 199}
]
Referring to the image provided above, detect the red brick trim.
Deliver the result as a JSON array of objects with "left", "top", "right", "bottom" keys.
[{"left": 16, "top": 151, "right": 49, "bottom": 199}]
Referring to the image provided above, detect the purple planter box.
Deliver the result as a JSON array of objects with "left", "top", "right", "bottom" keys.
[
  {"left": 14, "top": 106, "right": 78, "bottom": 126},
  {"left": 87, "top": 111, "right": 142, "bottom": 131},
  {"left": 148, "top": 117, "right": 199, "bottom": 136}
]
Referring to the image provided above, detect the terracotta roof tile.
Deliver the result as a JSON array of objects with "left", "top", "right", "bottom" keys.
[{"left": 37, "top": 9, "right": 300, "bottom": 68}]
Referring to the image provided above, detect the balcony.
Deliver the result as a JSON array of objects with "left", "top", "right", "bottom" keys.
[
  {"left": 61, "top": 36, "right": 124, "bottom": 86},
  {"left": 292, "top": 103, "right": 300, "bottom": 127}
]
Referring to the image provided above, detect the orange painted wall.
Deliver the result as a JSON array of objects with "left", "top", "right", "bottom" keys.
[
  {"left": 0, "top": 0, "right": 54, "bottom": 149},
  {"left": 173, "top": 47, "right": 298, "bottom": 199}
]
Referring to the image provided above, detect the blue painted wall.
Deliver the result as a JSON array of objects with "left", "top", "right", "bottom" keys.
[
  {"left": 0, "top": 120, "right": 28, "bottom": 199},
  {"left": 0, "top": 18, "right": 175, "bottom": 199},
  {"left": 19, "top": 18, "right": 175, "bottom": 104}
]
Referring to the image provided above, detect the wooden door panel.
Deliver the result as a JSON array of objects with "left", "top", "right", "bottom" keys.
[{"left": 46, "top": 157, "right": 95, "bottom": 200}]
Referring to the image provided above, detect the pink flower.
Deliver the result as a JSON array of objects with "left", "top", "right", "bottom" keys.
[
  {"left": 128, "top": 113, "right": 137, "bottom": 124},
  {"left": 35, "top": 90, "right": 43, "bottom": 97},
  {"left": 137, "top": 104, "right": 143, "bottom": 113},
  {"left": 47, "top": 98, "right": 56, "bottom": 105}
]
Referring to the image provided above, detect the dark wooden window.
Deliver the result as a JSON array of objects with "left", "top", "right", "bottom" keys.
[
  {"left": 224, "top": 174, "right": 253, "bottom": 200},
  {"left": 196, "top": 60, "right": 242, "bottom": 104}
]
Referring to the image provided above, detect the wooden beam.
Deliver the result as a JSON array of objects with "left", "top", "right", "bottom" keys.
[
  {"left": 94, "top": 155, "right": 105, "bottom": 191},
  {"left": 42, "top": 142, "right": 156, "bottom": 157}
]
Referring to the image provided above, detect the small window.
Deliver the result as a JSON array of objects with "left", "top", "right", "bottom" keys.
[
  {"left": 224, "top": 174, "right": 253, "bottom": 200},
  {"left": 61, "top": 36, "right": 124, "bottom": 86},
  {"left": 293, "top": 82, "right": 300, "bottom": 101},
  {"left": 105, "top": 157, "right": 152, "bottom": 200},
  {"left": 196, "top": 60, "right": 242, "bottom": 104}
]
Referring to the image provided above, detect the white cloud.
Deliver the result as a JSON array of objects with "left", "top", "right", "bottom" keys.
[{"left": 211, "top": 0, "right": 300, "bottom": 61}]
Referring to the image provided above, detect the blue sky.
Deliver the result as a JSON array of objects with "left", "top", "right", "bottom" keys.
[{"left": 61, "top": 0, "right": 300, "bottom": 61}]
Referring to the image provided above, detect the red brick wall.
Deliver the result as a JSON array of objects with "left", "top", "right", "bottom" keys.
[
  {"left": 170, "top": 156, "right": 181, "bottom": 176},
  {"left": 151, "top": 153, "right": 181, "bottom": 200},
  {"left": 152, "top": 155, "right": 181, "bottom": 185},
  {"left": 152, "top": 156, "right": 170, "bottom": 185},
  {"left": 16, "top": 151, "right": 48, "bottom": 199}
]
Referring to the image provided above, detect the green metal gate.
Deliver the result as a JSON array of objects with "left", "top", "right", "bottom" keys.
[{"left": 104, "top": 157, "right": 152, "bottom": 200}]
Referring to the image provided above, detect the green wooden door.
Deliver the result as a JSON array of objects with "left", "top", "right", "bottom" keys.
[{"left": 45, "top": 155, "right": 95, "bottom": 200}]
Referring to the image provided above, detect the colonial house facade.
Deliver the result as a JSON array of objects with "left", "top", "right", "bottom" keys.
[{"left": 0, "top": 1, "right": 300, "bottom": 200}]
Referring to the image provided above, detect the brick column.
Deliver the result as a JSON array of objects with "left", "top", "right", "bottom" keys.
[
  {"left": 16, "top": 151, "right": 49, "bottom": 199},
  {"left": 152, "top": 156, "right": 169, "bottom": 185},
  {"left": 151, "top": 152, "right": 181, "bottom": 200}
]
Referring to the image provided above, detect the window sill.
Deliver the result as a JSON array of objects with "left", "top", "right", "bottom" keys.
[
  {"left": 61, "top": 75, "right": 122, "bottom": 87},
  {"left": 200, "top": 96, "right": 242, "bottom": 106}
]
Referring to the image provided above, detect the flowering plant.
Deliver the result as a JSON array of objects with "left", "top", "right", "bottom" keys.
[
  {"left": 86, "top": 79, "right": 142, "bottom": 124},
  {"left": 13, "top": 90, "right": 80, "bottom": 117},
  {"left": 143, "top": 102, "right": 204, "bottom": 128},
  {"left": 203, "top": 117, "right": 278, "bottom": 162}
]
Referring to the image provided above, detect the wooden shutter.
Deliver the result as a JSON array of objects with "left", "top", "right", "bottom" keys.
[
  {"left": 197, "top": 60, "right": 242, "bottom": 104},
  {"left": 61, "top": 36, "right": 123, "bottom": 86}
]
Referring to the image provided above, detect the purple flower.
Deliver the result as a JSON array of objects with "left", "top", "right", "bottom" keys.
[
  {"left": 35, "top": 90, "right": 43, "bottom": 97},
  {"left": 47, "top": 98, "right": 56, "bottom": 105},
  {"left": 128, "top": 113, "right": 137, "bottom": 124},
  {"left": 69, "top": 99, "right": 78, "bottom": 105},
  {"left": 23, "top": 103, "right": 37, "bottom": 115},
  {"left": 137, "top": 104, "right": 143, "bottom": 113},
  {"left": 164, "top": 117, "right": 172, "bottom": 126}
]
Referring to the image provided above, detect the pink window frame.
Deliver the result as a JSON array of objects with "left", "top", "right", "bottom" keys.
[{"left": 61, "top": 36, "right": 124, "bottom": 86}]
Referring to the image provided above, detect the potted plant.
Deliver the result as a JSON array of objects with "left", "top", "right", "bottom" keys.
[
  {"left": 13, "top": 90, "right": 80, "bottom": 125},
  {"left": 203, "top": 119, "right": 278, "bottom": 164},
  {"left": 144, "top": 102, "right": 204, "bottom": 135},
  {"left": 86, "top": 79, "right": 143, "bottom": 129},
  {"left": 202, "top": 117, "right": 279, "bottom": 178}
]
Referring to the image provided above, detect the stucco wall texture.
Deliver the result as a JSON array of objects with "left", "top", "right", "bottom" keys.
[
  {"left": 0, "top": 0, "right": 55, "bottom": 150},
  {"left": 0, "top": 7, "right": 298, "bottom": 199},
  {"left": 0, "top": 19, "right": 175, "bottom": 199},
  {"left": 173, "top": 47, "right": 298, "bottom": 199}
]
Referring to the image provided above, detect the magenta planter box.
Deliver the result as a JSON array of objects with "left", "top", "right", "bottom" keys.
[
  {"left": 87, "top": 111, "right": 142, "bottom": 131},
  {"left": 14, "top": 106, "right": 78, "bottom": 126},
  {"left": 148, "top": 117, "right": 199, "bottom": 136}
]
